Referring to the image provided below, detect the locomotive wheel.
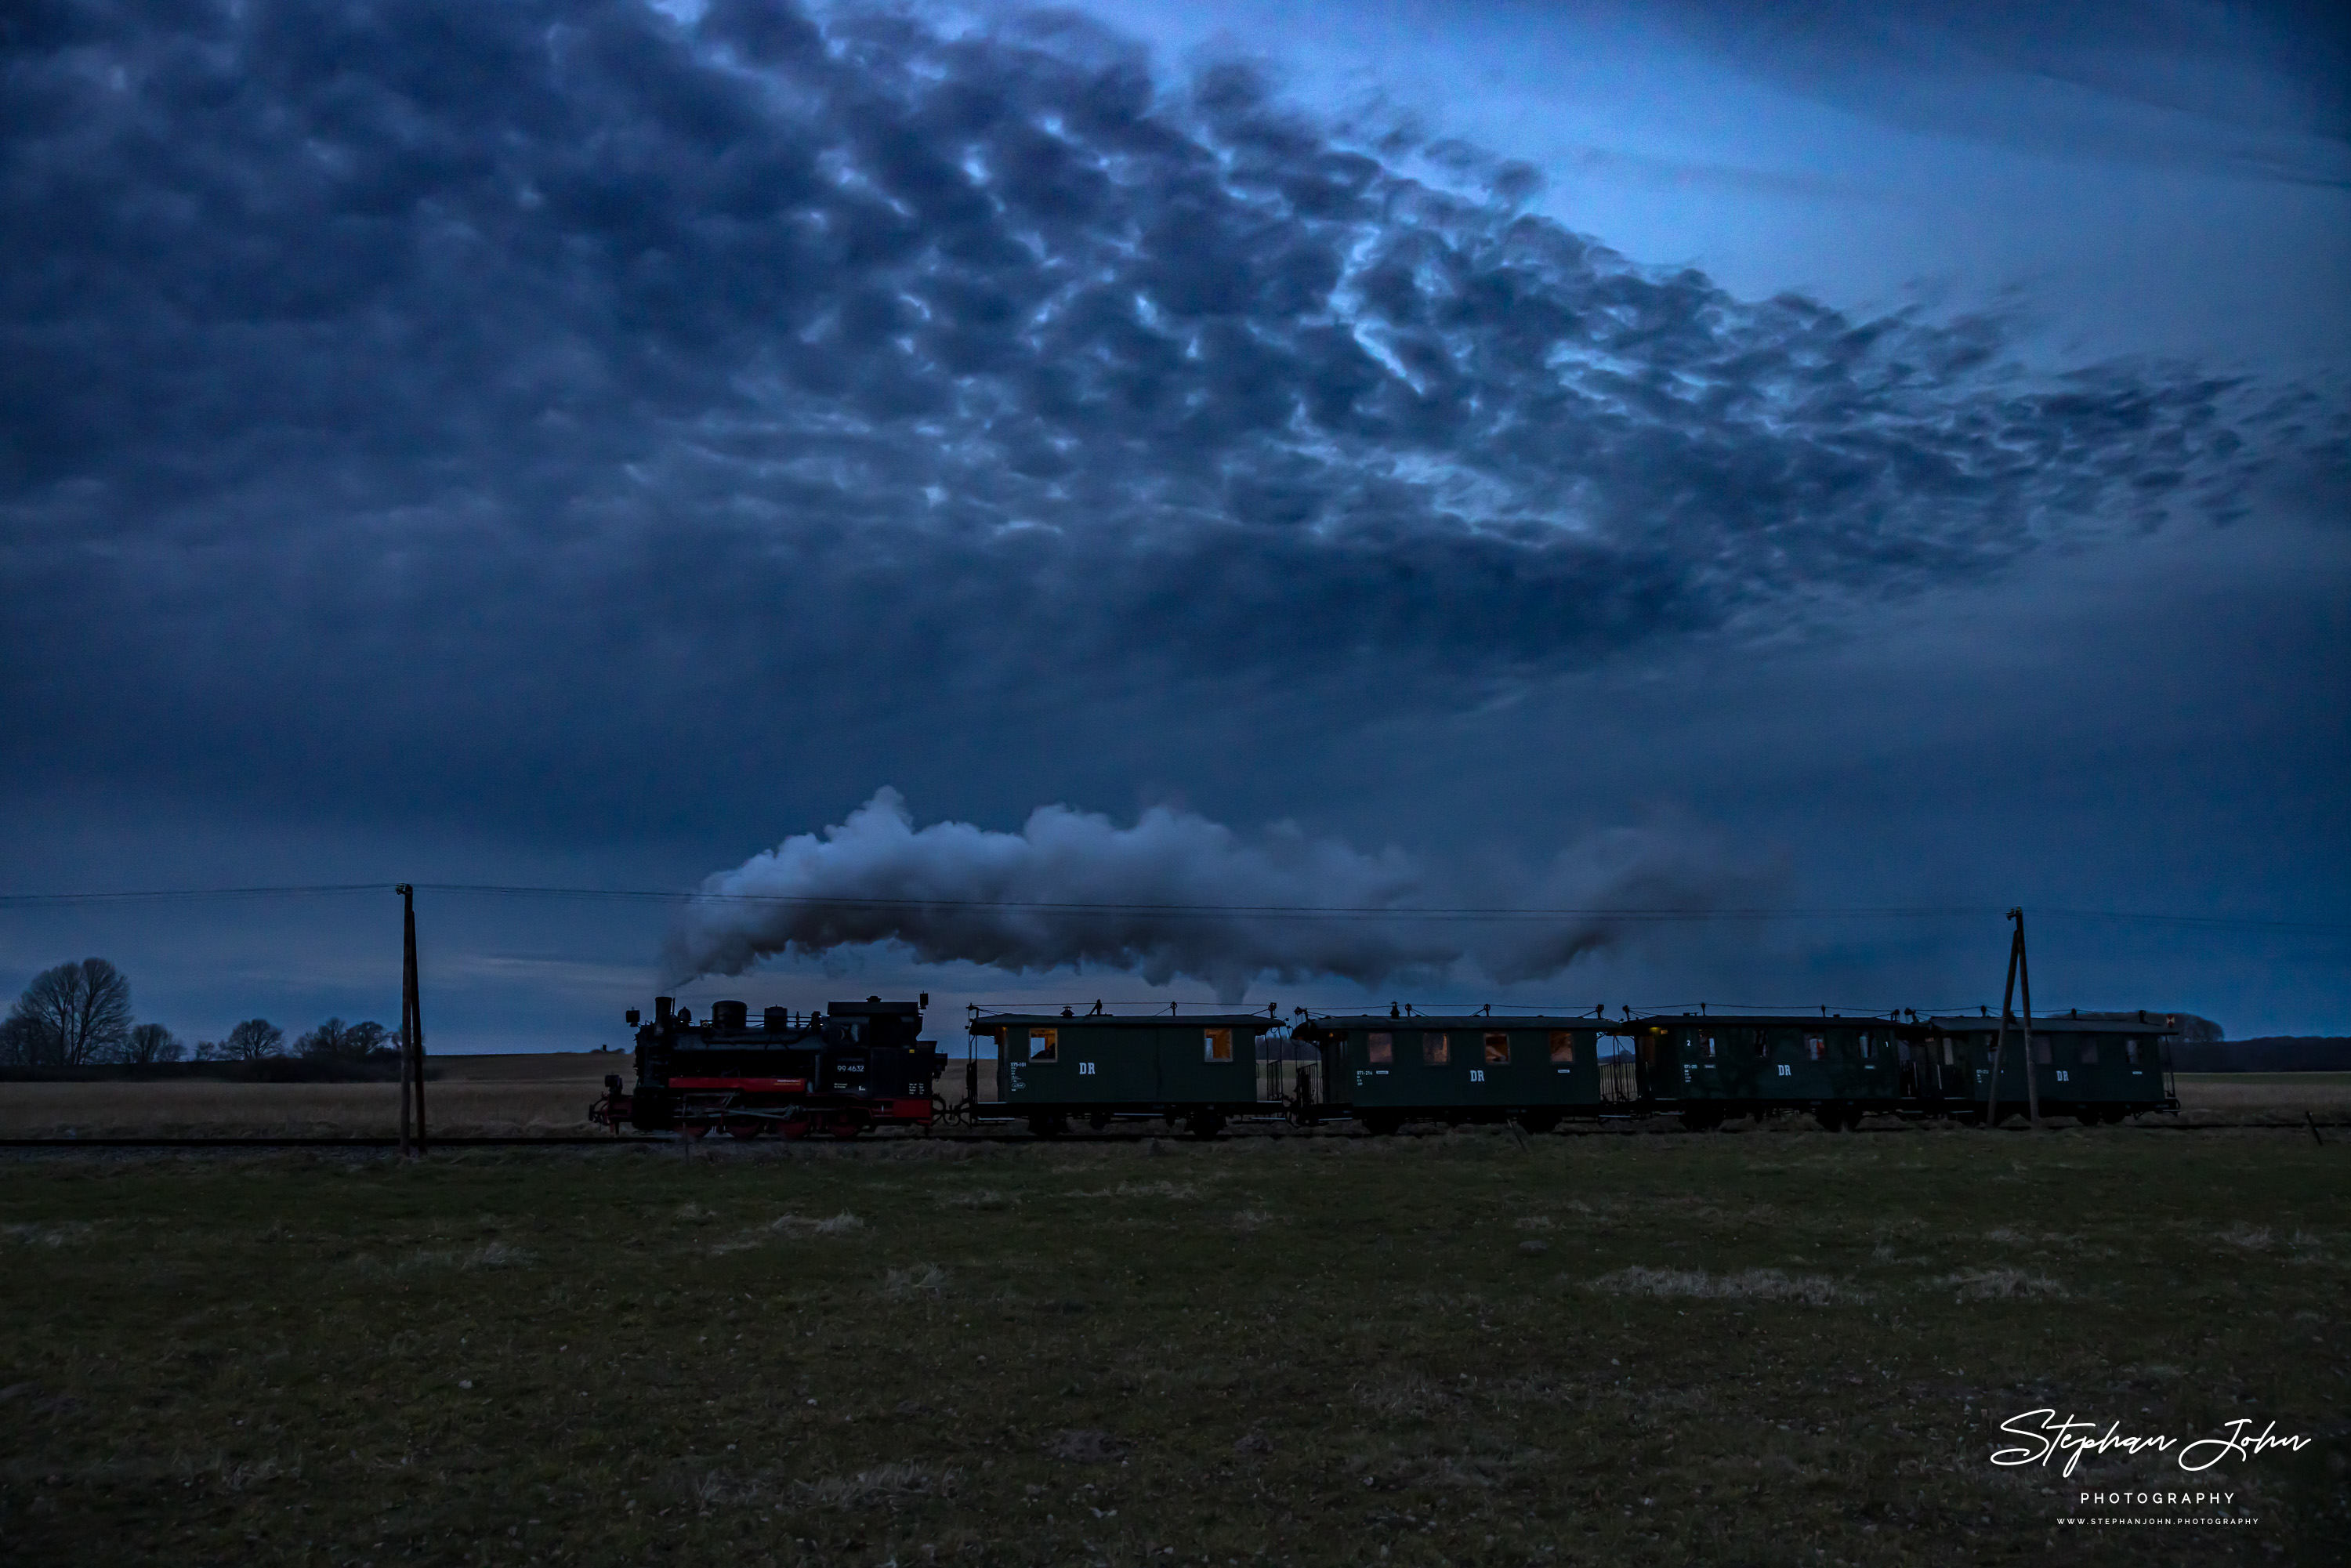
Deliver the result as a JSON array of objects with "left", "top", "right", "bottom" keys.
[{"left": 724, "top": 1119, "right": 764, "bottom": 1141}]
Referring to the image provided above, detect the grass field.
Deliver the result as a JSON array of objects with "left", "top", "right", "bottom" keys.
[{"left": 2, "top": 1127, "right": 2345, "bottom": 1565}]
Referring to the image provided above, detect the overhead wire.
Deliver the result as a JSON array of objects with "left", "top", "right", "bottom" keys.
[{"left": 0, "top": 882, "right": 2340, "bottom": 931}]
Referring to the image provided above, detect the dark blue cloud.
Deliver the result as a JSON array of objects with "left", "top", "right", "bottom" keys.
[{"left": 0, "top": 0, "right": 2333, "bottom": 842}]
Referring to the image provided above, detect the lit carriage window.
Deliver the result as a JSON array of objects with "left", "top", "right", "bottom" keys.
[
  {"left": 1366, "top": 1031, "right": 1393, "bottom": 1065},
  {"left": 1805, "top": 1035, "right": 1825, "bottom": 1061},
  {"left": 1203, "top": 1028, "right": 1233, "bottom": 1063},
  {"left": 2125, "top": 1037, "right": 2143, "bottom": 1066},
  {"left": 1483, "top": 1032, "right": 1510, "bottom": 1064},
  {"left": 1704, "top": 1034, "right": 1716, "bottom": 1059},
  {"left": 2033, "top": 1035, "right": 2052, "bottom": 1065},
  {"left": 1549, "top": 1031, "right": 1576, "bottom": 1064},
  {"left": 1422, "top": 1032, "right": 1450, "bottom": 1067},
  {"left": 1028, "top": 1028, "right": 1057, "bottom": 1063},
  {"left": 2078, "top": 1038, "right": 2099, "bottom": 1066},
  {"left": 1857, "top": 1034, "right": 1871, "bottom": 1059},
  {"left": 1942, "top": 1040, "right": 1954, "bottom": 1066}
]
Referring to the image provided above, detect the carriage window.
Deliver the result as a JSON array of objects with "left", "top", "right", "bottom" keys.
[
  {"left": 1549, "top": 1031, "right": 1576, "bottom": 1064},
  {"left": 2125, "top": 1037, "right": 2143, "bottom": 1066},
  {"left": 1366, "top": 1031, "right": 1393, "bottom": 1065},
  {"left": 1754, "top": 1033, "right": 1769, "bottom": 1060},
  {"left": 1028, "top": 1028, "right": 1057, "bottom": 1063},
  {"left": 1805, "top": 1035, "right": 1825, "bottom": 1061},
  {"left": 1857, "top": 1034, "right": 1871, "bottom": 1059},
  {"left": 1942, "top": 1040, "right": 1954, "bottom": 1065},
  {"left": 1422, "top": 1032, "right": 1450, "bottom": 1066},
  {"left": 1203, "top": 1028, "right": 1233, "bottom": 1063},
  {"left": 2078, "top": 1039, "right": 2099, "bottom": 1066},
  {"left": 2033, "top": 1035, "right": 2052, "bottom": 1064},
  {"left": 1483, "top": 1032, "right": 1510, "bottom": 1064}
]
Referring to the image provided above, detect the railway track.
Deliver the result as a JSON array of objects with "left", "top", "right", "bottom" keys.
[{"left": 0, "top": 1116, "right": 2337, "bottom": 1150}]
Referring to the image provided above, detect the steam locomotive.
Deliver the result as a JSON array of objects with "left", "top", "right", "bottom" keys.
[
  {"left": 593, "top": 994, "right": 949, "bottom": 1138},
  {"left": 595, "top": 995, "right": 2180, "bottom": 1138}
]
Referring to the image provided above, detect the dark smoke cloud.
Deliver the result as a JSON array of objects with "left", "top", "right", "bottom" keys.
[
  {"left": 662, "top": 788, "right": 1759, "bottom": 1000},
  {"left": 1, "top": 0, "right": 2322, "bottom": 840}
]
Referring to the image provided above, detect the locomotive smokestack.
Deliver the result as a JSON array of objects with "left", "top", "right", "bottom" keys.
[{"left": 662, "top": 788, "right": 1755, "bottom": 1001}]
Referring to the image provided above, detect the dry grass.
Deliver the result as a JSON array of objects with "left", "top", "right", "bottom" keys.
[
  {"left": 1936, "top": 1266, "right": 2070, "bottom": 1301},
  {"left": 1586, "top": 1263, "right": 1864, "bottom": 1305},
  {"left": 0, "top": 1079, "right": 607, "bottom": 1136},
  {"left": 2174, "top": 1073, "right": 2351, "bottom": 1114}
]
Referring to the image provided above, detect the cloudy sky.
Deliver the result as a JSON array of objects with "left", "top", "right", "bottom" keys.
[{"left": 2, "top": 0, "right": 2345, "bottom": 1049}]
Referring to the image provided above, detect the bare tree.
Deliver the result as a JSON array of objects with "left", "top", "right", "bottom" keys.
[
  {"left": 6, "top": 960, "right": 134, "bottom": 1066},
  {"left": 296, "top": 1017, "right": 356, "bottom": 1060},
  {"left": 296, "top": 1017, "right": 393, "bottom": 1062},
  {"left": 346, "top": 1020, "right": 395, "bottom": 1059},
  {"left": 221, "top": 1018, "right": 285, "bottom": 1061},
  {"left": 0, "top": 1015, "right": 42, "bottom": 1066},
  {"left": 121, "top": 1023, "right": 184, "bottom": 1065}
]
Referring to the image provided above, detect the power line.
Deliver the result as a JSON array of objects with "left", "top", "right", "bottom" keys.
[
  {"left": 0, "top": 883, "right": 389, "bottom": 907},
  {"left": 0, "top": 881, "right": 2339, "bottom": 932}
]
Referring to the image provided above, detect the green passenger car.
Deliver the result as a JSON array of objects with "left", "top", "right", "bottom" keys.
[
  {"left": 1301, "top": 1015, "right": 1604, "bottom": 1133},
  {"left": 1926, "top": 1014, "right": 2179, "bottom": 1124},
  {"left": 972, "top": 1012, "right": 1270, "bottom": 1138},
  {"left": 1628, "top": 1014, "right": 1913, "bottom": 1130}
]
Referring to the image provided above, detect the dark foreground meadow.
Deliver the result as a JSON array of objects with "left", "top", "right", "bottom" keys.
[{"left": 2, "top": 1126, "right": 2345, "bottom": 1566}]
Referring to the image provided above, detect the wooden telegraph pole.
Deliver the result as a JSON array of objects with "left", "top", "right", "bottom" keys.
[
  {"left": 1983, "top": 907, "right": 2040, "bottom": 1130},
  {"left": 397, "top": 884, "right": 429, "bottom": 1156}
]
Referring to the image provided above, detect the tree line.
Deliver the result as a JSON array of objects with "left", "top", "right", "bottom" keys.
[{"left": 1, "top": 958, "right": 400, "bottom": 1066}]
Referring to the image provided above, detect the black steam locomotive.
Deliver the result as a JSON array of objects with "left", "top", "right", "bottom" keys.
[{"left": 594, "top": 994, "right": 947, "bottom": 1139}]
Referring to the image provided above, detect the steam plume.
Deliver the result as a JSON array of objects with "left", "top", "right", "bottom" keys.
[{"left": 664, "top": 789, "right": 1744, "bottom": 1001}]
